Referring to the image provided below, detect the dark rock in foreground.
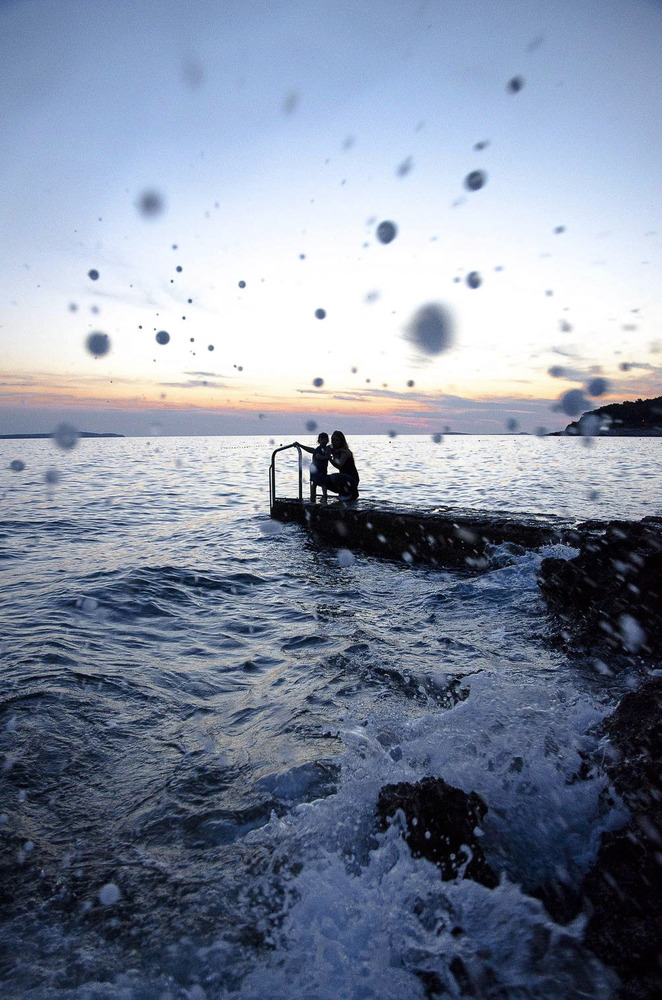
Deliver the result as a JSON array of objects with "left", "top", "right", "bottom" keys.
[
  {"left": 376, "top": 776, "right": 498, "bottom": 888},
  {"left": 580, "top": 678, "right": 662, "bottom": 999},
  {"left": 538, "top": 517, "right": 662, "bottom": 659}
]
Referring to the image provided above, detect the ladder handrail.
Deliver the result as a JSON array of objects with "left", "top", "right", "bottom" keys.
[{"left": 269, "top": 442, "right": 304, "bottom": 509}]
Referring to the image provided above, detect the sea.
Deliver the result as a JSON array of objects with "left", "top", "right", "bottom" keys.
[{"left": 1, "top": 433, "right": 660, "bottom": 1000}]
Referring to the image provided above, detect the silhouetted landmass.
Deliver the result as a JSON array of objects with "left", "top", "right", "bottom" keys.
[
  {"left": 555, "top": 395, "right": 662, "bottom": 436},
  {"left": 0, "top": 432, "right": 125, "bottom": 439}
]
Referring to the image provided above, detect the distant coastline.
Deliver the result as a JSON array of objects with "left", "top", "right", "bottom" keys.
[
  {"left": 0, "top": 432, "right": 125, "bottom": 440},
  {"left": 552, "top": 394, "right": 662, "bottom": 437}
]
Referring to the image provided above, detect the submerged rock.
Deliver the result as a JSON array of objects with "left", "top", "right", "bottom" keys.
[
  {"left": 376, "top": 776, "right": 498, "bottom": 888},
  {"left": 538, "top": 517, "right": 662, "bottom": 658}
]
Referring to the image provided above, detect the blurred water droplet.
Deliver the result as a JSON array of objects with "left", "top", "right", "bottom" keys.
[
  {"left": 506, "top": 418, "right": 518, "bottom": 431},
  {"left": 559, "top": 319, "right": 572, "bottom": 332},
  {"left": 238, "top": 280, "right": 246, "bottom": 288},
  {"left": 376, "top": 221, "right": 397, "bottom": 244},
  {"left": 586, "top": 377, "right": 609, "bottom": 397},
  {"left": 283, "top": 91, "right": 298, "bottom": 114},
  {"left": 337, "top": 548, "right": 355, "bottom": 567},
  {"left": 137, "top": 190, "right": 165, "bottom": 218},
  {"left": 405, "top": 303, "right": 454, "bottom": 356},
  {"left": 87, "top": 269, "right": 99, "bottom": 281},
  {"left": 98, "top": 882, "right": 121, "bottom": 906},
  {"left": 506, "top": 75, "right": 525, "bottom": 93},
  {"left": 155, "top": 331, "right": 170, "bottom": 345},
  {"left": 85, "top": 331, "right": 111, "bottom": 357},
  {"left": 396, "top": 156, "right": 413, "bottom": 177},
  {"left": 312, "top": 377, "right": 324, "bottom": 387},
  {"left": 208, "top": 344, "right": 214, "bottom": 351},
  {"left": 388, "top": 429, "right": 397, "bottom": 438},
  {"left": 466, "top": 271, "right": 481, "bottom": 289},
  {"left": 534, "top": 426, "right": 547, "bottom": 437},
  {"left": 558, "top": 389, "right": 589, "bottom": 417},
  {"left": 587, "top": 488, "right": 601, "bottom": 500},
  {"left": 431, "top": 433, "right": 444, "bottom": 444},
  {"left": 553, "top": 225, "right": 566, "bottom": 234},
  {"left": 305, "top": 420, "right": 317, "bottom": 432},
  {"left": 52, "top": 423, "right": 79, "bottom": 450},
  {"left": 314, "top": 308, "right": 326, "bottom": 319},
  {"left": 548, "top": 365, "right": 565, "bottom": 378},
  {"left": 9, "top": 459, "right": 25, "bottom": 472},
  {"left": 44, "top": 468, "right": 60, "bottom": 485},
  {"left": 464, "top": 170, "right": 487, "bottom": 192},
  {"left": 260, "top": 520, "right": 283, "bottom": 536},
  {"left": 473, "top": 140, "right": 490, "bottom": 151},
  {"left": 406, "top": 379, "right": 415, "bottom": 388}
]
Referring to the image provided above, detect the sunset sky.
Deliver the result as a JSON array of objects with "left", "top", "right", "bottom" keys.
[{"left": 1, "top": 0, "right": 661, "bottom": 436}]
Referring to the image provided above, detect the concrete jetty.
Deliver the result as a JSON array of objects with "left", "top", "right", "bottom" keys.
[{"left": 270, "top": 497, "right": 576, "bottom": 569}]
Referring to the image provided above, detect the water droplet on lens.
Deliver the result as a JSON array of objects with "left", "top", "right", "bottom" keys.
[
  {"left": 137, "top": 190, "right": 165, "bottom": 218},
  {"left": 312, "top": 377, "right": 324, "bottom": 387},
  {"left": 466, "top": 271, "right": 481, "bottom": 289},
  {"left": 396, "top": 156, "right": 413, "bottom": 177},
  {"left": 315, "top": 308, "right": 326, "bottom": 319},
  {"left": 337, "top": 548, "right": 355, "bottom": 567},
  {"left": 155, "top": 331, "right": 170, "bottom": 345},
  {"left": 305, "top": 420, "right": 317, "bottom": 432},
  {"left": 238, "top": 280, "right": 246, "bottom": 288},
  {"left": 473, "top": 140, "right": 490, "bottom": 151},
  {"left": 464, "top": 170, "right": 487, "bottom": 192},
  {"left": 9, "top": 459, "right": 25, "bottom": 472},
  {"left": 405, "top": 303, "right": 454, "bottom": 356},
  {"left": 85, "top": 332, "right": 111, "bottom": 357},
  {"left": 558, "top": 389, "right": 589, "bottom": 417},
  {"left": 406, "top": 379, "right": 414, "bottom": 388},
  {"left": 506, "top": 418, "right": 518, "bottom": 431},
  {"left": 52, "top": 423, "right": 79, "bottom": 450},
  {"left": 208, "top": 344, "right": 214, "bottom": 351},
  {"left": 587, "top": 376, "right": 609, "bottom": 397},
  {"left": 548, "top": 365, "right": 565, "bottom": 378},
  {"left": 98, "top": 883, "right": 121, "bottom": 906},
  {"left": 88, "top": 269, "right": 99, "bottom": 281},
  {"left": 431, "top": 433, "right": 444, "bottom": 444},
  {"left": 376, "top": 221, "right": 397, "bottom": 244},
  {"left": 553, "top": 225, "right": 566, "bottom": 234},
  {"left": 44, "top": 468, "right": 60, "bottom": 485},
  {"left": 507, "top": 75, "right": 524, "bottom": 93}
]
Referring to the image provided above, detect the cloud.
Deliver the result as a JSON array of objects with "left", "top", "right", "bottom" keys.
[{"left": 159, "top": 379, "right": 228, "bottom": 389}]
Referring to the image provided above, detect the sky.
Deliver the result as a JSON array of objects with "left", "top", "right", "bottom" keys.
[{"left": 1, "top": 0, "right": 661, "bottom": 436}]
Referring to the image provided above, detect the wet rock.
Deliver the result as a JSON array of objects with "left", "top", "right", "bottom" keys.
[
  {"left": 376, "top": 776, "right": 498, "bottom": 888},
  {"left": 538, "top": 518, "right": 662, "bottom": 658},
  {"left": 580, "top": 679, "right": 662, "bottom": 999}
]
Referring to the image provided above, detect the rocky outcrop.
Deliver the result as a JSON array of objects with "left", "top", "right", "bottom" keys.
[
  {"left": 580, "top": 679, "right": 662, "bottom": 999},
  {"left": 538, "top": 517, "right": 662, "bottom": 659},
  {"left": 376, "top": 776, "right": 498, "bottom": 888}
]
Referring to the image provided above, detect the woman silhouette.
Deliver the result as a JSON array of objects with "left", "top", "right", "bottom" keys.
[{"left": 326, "top": 430, "right": 360, "bottom": 500}]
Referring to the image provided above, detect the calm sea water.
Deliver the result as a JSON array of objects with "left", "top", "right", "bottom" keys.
[{"left": 1, "top": 434, "right": 659, "bottom": 999}]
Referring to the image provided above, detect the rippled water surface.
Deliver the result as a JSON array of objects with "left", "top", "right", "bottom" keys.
[{"left": 1, "top": 434, "right": 659, "bottom": 999}]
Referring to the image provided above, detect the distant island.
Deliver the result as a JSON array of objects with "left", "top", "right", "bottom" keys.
[
  {"left": 556, "top": 395, "right": 662, "bottom": 436},
  {"left": 0, "top": 432, "right": 125, "bottom": 440}
]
